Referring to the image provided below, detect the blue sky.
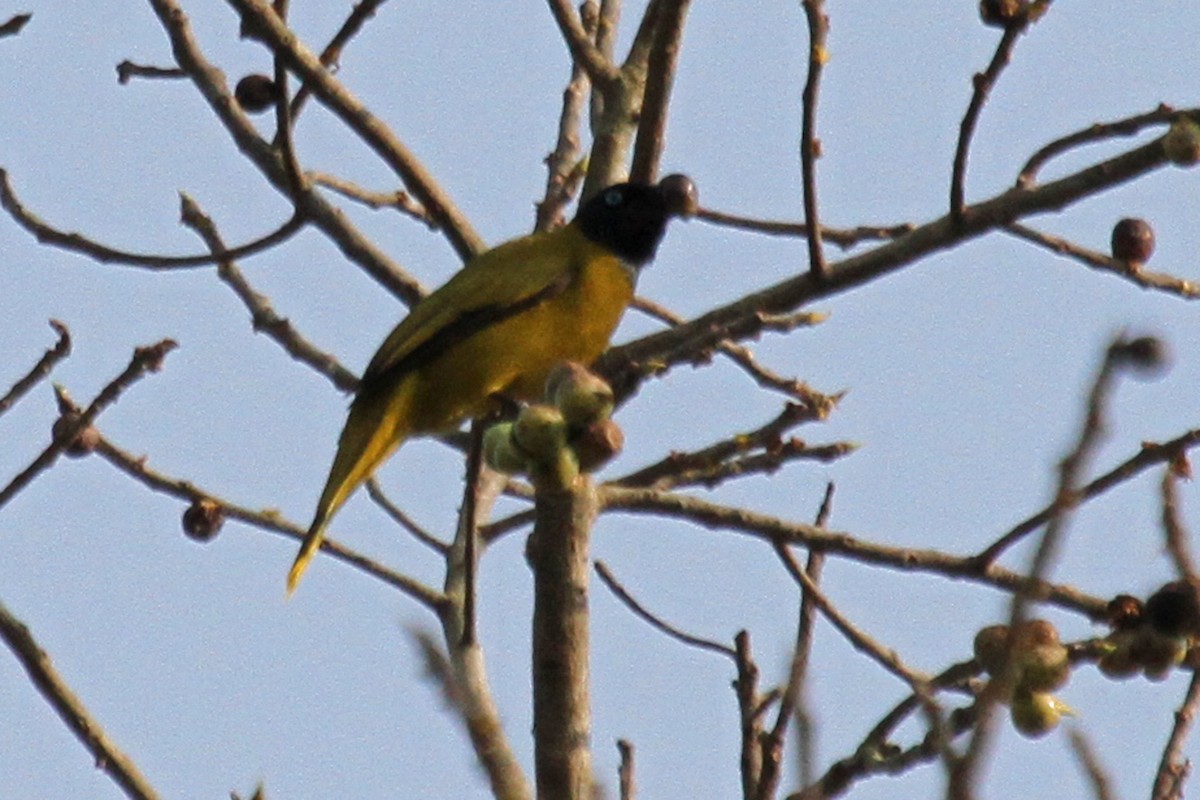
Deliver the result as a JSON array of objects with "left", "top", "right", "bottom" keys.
[{"left": 2, "top": 2, "right": 1199, "bottom": 798}]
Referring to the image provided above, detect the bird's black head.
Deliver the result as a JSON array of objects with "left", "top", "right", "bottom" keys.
[{"left": 574, "top": 174, "right": 698, "bottom": 266}]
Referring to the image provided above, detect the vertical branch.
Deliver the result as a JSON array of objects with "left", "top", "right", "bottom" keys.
[
  {"left": 735, "top": 630, "right": 764, "bottom": 800},
  {"left": 949, "top": 17, "right": 1031, "bottom": 217},
  {"left": 1151, "top": 671, "right": 1200, "bottom": 800},
  {"left": 629, "top": 0, "right": 691, "bottom": 184},
  {"left": 531, "top": 477, "right": 599, "bottom": 800},
  {"left": 798, "top": 0, "right": 829, "bottom": 277}
]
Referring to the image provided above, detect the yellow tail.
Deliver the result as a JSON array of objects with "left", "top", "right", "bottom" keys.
[{"left": 287, "top": 387, "right": 411, "bottom": 595}]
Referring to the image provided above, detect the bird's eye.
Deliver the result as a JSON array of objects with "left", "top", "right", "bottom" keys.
[{"left": 604, "top": 188, "right": 624, "bottom": 207}]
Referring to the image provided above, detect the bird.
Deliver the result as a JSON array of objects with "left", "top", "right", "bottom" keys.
[{"left": 287, "top": 174, "right": 698, "bottom": 593}]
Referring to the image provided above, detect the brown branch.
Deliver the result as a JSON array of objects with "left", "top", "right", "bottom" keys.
[
  {"left": 736, "top": 630, "right": 764, "bottom": 800},
  {"left": 799, "top": 0, "right": 829, "bottom": 277},
  {"left": 0, "top": 169, "right": 306, "bottom": 270},
  {"left": 594, "top": 560, "right": 737, "bottom": 659},
  {"left": 974, "top": 428, "right": 1200, "bottom": 566},
  {"left": 226, "top": 0, "right": 483, "bottom": 260},
  {"left": 950, "top": 21, "right": 1027, "bottom": 216},
  {"left": 0, "top": 339, "right": 176, "bottom": 512},
  {"left": 290, "top": 0, "right": 391, "bottom": 120},
  {"left": 1068, "top": 728, "right": 1115, "bottom": 800},
  {"left": 80, "top": 427, "right": 445, "bottom": 608},
  {"left": 0, "top": 319, "right": 71, "bottom": 419},
  {"left": 757, "top": 483, "right": 833, "bottom": 800},
  {"left": 531, "top": 478, "right": 599, "bottom": 799},
  {"left": 177, "top": 193, "right": 359, "bottom": 392},
  {"left": 537, "top": 1, "right": 595, "bottom": 233},
  {"left": 774, "top": 542, "right": 931, "bottom": 689},
  {"left": 696, "top": 206, "right": 915, "bottom": 250},
  {"left": 0, "top": 12, "right": 31, "bottom": 38},
  {"left": 600, "top": 486, "right": 1109, "bottom": 618},
  {"left": 115, "top": 60, "right": 185, "bottom": 84},
  {"left": 546, "top": 0, "right": 621, "bottom": 86},
  {"left": 953, "top": 333, "right": 1125, "bottom": 800},
  {"left": 617, "top": 739, "right": 636, "bottom": 800},
  {"left": 146, "top": 0, "right": 425, "bottom": 304},
  {"left": 0, "top": 599, "right": 161, "bottom": 800},
  {"left": 1016, "top": 103, "right": 1178, "bottom": 187},
  {"left": 309, "top": 171, "right": 433, "bottom": 225},
  {"left": 630, "top": 295, "right": 828, "bottom": 401},
  {"left": 365, "top": 479, "right": 449, "bottom": 555},
  {"left": 599, "top": 131, "right": 1173, "bottom": 404},
  {"left": 1005, "top": 222, "right": 1200, "bottom": 299},
  {"left": 1161, "top": 467, "right": 1198, "bottom": 580},
  {"left": 1151, "top": 670, "right": 1200, "bottom": 800},
  {"left": 629, "top": 0, "right": 690, "bottom": 184},
  {"left": 611, "top": 399, "right": 846, "bottom": 490}
]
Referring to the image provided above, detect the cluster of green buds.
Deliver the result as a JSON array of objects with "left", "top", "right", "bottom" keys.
[
  {"left": 1098, "top": 581, "right": 1200, "bottom": 681},
  {"left": 483, "top": 362, "right": 623, "bottom": 489},
  {"left": 973, "top": 619, "right": 1073, "bottom": 738}
]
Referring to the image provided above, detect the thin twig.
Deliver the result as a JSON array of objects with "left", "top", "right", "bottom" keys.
[
  {"left": 77, "top": 425, "right": 446, "bottom": 607},
  {"left": 618, "top": 739, "right": 636, "bottom": 800},
  {"left": 546, "top": 0, "right": 621, "bottom": 86},
  {"left": 1068, "top": 728, "right": 1115, "bottom": 800},
  {"left": 601, "top": 486, "right": 1109, "bottom": 618},
  {"left": 147, "top": 0, "right": 424, "bottom": 304},
  {"left": 1005, "top": 222, "right": 1200, "bottom": 299},
  {"left": 115, "top": 60, "right": 185, "bottom": 84},
  {"left": 224, "top": 0, "right": 486, "bottom": 260},
  {"left": 290, "top": 0, "right": 391, "bottom": 119},
  {"left": 365, "top": 479, "right": 449, "bottom": 554},
  {"left": 1161, "top": 467, "right": 1198, "bottom": 579},
  {"left": 0, "top": 599, "right": 161, "bottom": 800},
  {"left": 0, "top": 169, "right": 306, "bottom": 269},
  {"left": 0, "top": 339, "right": 176, "bottom": 512},
  {"left": 309, "top": 171, "right": 433, "bottom": 226},
  {"left": 630, "top": 295, "right": 829, "bottom": 401},
  {"left": 1151, "top": 670, "right": 1200, "bottom": 800},
  {"left": 696, "top": 206, "right": 914, "bottom": 250},
  {"left": 0, "top": 320, "right": 71, "bottom": 418},
  {"left": 178, "top": 194, "right": 359, "bottom": 392},
  {"left": 974, "top": 428, "right": 1200, "bottom": 566},
  {"left": 757, "top": 483, "right": 833, "bottom": 800},
  {"left": 952, "top": 334, "right": 1125, "bottom": 800},
  {"left": 594, "top": 561, "right": 737, "bottom": 659},
  {"left": 1017, "top": 103, "right": 1178, "bottom": 187},
  {"left": 950, "top": 21, "right": 1027, "bottom": 217},
  {"left": 798, "top": 0, "right": 829, "bottom": 277},
  {"left": 773, "top": 542, "right": 931, "bottom": 689},
  {"left": 612, "top": 399, "right": 843, "bottom": 490},
  {"left": 537, "top": 1, "right": 595, "bottom": 232}
]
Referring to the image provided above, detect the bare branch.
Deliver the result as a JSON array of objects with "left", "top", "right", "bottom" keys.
[
  {"left": 1151, "top": 671, "right": 1200, "bottom": 800},
  {"left": 290, "top": 0, "right": 391, "bottom": 119},
  {"left": 1005, "top": 222, "right": 1200, "bottom": 300},
  {"left": 974, "top": 428, "right": 1200, "bottom": 566},
  {"left": 0, "top": 169, "right": 306, "bottom": 270},
  {"left": 115, "top": 60, "right": 185, "bottom": 84},
  {"left": 1017, "top": 104, "right": 1178, "bottom": 188},
  {"left": 629, "top": 0, "right": 691, "bottom": 184},
  {"left": 0, "top": 12, "right": 31, "bottom": 38},
  {"left": 618, "top": 739, "right": 636, "bottom": 800},
  {"left": 365, "top": 479, "right": 449, "bottom": 555},
  {"left": 0, "top": 320, "right": 71, "bottom": 419},
  {"left": 1068, "top": 728, "right": 1115, "bottom": 800},
  {"left": 594, "top": 561, "right": 737, "bottom": 659},
  {"left": 697, "top": 206, "right": 914, "bottom": 250},
  {"left": 178, "top": 194, "right": 359, "bottom": 392},
  {"left": 0, "top": 598, "right": 161, "bottom": 800},
  {"left": 309, "top": 171, "right": 433, "bottom": 225},
  {"left": 601, "top": 486, "right": 1109, "bottom": 618},
  {"left": 798, "top": 0, "right": 829, "bottom": 277},
  {"left": 546, "top": 0, "right": 621, "bottom": 86},
  {"left": 0, "top": 339, "right": 176, "bottom": 512}
]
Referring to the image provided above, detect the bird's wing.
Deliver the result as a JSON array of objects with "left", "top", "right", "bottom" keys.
[{"left": 361, "top": 228, "right": 579, "bottom": 387}]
